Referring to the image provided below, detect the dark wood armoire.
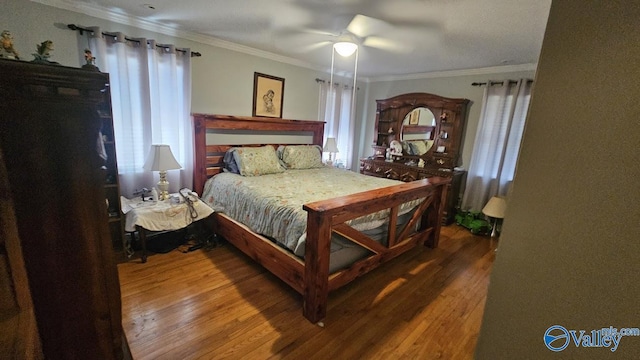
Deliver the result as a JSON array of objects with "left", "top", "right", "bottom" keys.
[{"left": 0, "top": 59, "right": 130, "bottom": 359}]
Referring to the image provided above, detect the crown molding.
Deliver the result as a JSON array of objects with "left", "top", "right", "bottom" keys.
[
  {"left": 367, "top": 63, "right": 538, "bottom": 83},
  {"left": 31, "top": 0, "right": 325, "bottom": 72}
]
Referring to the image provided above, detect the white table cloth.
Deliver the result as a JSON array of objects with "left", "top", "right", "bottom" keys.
[{"left": 121, "top": 193, "right": 214, "bottom": 232}]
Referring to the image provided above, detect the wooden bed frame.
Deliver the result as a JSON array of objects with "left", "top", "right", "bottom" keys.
[{"left": 193, "top": 113, "right": 450, "bottom": 324}]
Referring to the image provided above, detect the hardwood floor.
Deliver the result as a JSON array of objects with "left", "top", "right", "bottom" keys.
[{"left": 118, "top": 225, "right": 497, "bottom": 359}]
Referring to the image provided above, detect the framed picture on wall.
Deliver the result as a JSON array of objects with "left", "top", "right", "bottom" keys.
[
  {"left": 409, "top": 110, "right": 419, "bottom": 125},
  {"left": 252, "top": 72, "right": 285, "bottom": 118}
]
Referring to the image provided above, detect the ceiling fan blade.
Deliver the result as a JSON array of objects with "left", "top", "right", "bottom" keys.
[
  {"left": 295, "top": 41, "right": 332, "bottom": 53},
  {"left": 298, "top": 28, "right": 339, "bottom": 37},
  {"left": 363, "top": 36, "right": 414, "bottom": 54},
  {"left": 347, "top": 14, "right": 394, "bottom": 38},
  {"left": 274, "top": 31, "right": 332, "bottom": 54}
]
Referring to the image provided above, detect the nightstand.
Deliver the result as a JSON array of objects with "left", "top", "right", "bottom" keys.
[{"left": 121, "top": 194, "right": 214, "bottom": 262}]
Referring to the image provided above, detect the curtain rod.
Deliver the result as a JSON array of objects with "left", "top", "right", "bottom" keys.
[
  {"left": 315, "top": 78, "right": 359, "bottom": 90},
  {"left": 67, "top": 24, "right": 201, "bottom": 57},
  {"left": 472, "top": 79, "right": 533, "bottom": 87}
]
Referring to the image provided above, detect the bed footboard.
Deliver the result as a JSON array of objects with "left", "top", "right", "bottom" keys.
[{"left": 302, "top": 177, "right": 449, "bottom": 323}]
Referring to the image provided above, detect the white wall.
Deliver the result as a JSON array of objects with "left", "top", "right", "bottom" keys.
[
  {"left": 2, "top": 0, "right": 83, "bottom": 66},
  {"left": 475, "top": 1, "right": 640, "bottom": 358},
  {"left": 190, "top": 48, "right": 322, "bottom": 120}
]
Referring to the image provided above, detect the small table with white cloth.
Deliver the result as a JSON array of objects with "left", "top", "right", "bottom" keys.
[{"left": 120, "top": 191, "right": 214, "bottom": 263}]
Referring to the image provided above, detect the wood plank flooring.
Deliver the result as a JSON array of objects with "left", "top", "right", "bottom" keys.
[{"left": 118, "top": 225, "right": 497, "bottom": 359}]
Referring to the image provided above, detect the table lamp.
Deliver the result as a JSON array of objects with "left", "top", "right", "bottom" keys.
[
  {"left": 482, "top": 196, "right": 507, "bottom": 237},
  {"left": 143, "top": 144, "right": 181, "bottom": 200},
  {"left": 323, "top": 137, "right": 339, "bottom": 166}
]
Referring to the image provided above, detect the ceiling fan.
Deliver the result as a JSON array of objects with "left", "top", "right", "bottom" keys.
[{"left": 277, "top": 14, "right": 417, "bottom": 56}]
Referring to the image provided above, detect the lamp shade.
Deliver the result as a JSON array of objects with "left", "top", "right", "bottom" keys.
[
  {"left": 143, "top": 144, "right": 182, "bottom": 171},
  {"left": 333, "top": 42, "right": 358, "bottom": 57},
  {"left": 323, "top": 137, "right": 339, "bottom": 153},
  {"left": 482, "top": 196, "right": 507, "bottom": 219}
]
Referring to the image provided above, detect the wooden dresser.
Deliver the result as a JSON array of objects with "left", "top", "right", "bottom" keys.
[{"left": 360, "top": 93, "right": 469, "bottom": 224}]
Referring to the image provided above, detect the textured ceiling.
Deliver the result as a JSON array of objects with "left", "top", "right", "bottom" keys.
[{"left": 45, "top": 0, "right": 552, "bottom": 78}]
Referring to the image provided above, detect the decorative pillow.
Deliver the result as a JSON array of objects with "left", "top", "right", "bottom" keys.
[
  {"left": 222, "top": 148, "right": 240, "bottom": 174},
  {"left": 424, "top": 140, "right": 434, "bottom": 152},
  {"left": 401, "top": 141, "right": 412, "bottom": 155},
  {"left": 232, "top": 146, "right": 285, "bottom": 176},
  {"left": 408, "top": 141, "right": 425, "bottom": 155},
  {"left": 280, "top": 145, "right": 324, "bottom": 169},
  {"left": 408, "top": 140, "right": 433, "bottom": 156}
]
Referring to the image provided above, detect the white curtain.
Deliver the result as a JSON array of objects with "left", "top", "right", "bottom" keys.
[
  {"left": 87, "top": 28, "right": 192, "bottom": 197},
  {"left": 317, "top": 81, "right": 355, "bottom": 169},
  {"left": 461, "top": 79, "right": 532, "bottom": 211}
]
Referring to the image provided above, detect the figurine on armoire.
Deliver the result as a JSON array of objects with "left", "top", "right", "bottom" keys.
[
  {"left": 1, "top": 30, "right": 20, "bottom": 59},
  {"left": 31, "top": 40, "right": 59, "bottom": 64},
  {"left": 82, "top": 48, "right": 100, "bottom": 71}
]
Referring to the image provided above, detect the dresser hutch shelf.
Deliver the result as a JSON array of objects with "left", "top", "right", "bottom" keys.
[{"left": 360, "top": 92, "right": 469, "bottom": 224}]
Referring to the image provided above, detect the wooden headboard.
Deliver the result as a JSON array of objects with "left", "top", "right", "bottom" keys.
[{"left": 192, "top": 114, "right": 325, "bottom": 194}]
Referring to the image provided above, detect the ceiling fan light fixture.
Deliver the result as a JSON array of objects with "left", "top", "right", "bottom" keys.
[{"left": 333, "top": 41, "right": 358, "bottom": 57}]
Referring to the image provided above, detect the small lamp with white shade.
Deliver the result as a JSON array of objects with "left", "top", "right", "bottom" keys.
[
  {"left": 482, "top": 196, "right": 507, "bottom": 238},
  {"left": 323, "top": 137, "right": 339, "bottom": 166},
  {"left": 143, "top": 144, "right": 181, "bottom": 200}
]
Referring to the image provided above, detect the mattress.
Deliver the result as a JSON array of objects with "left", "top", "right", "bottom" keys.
[{"left": 201, "top": 167, "right": 420, "bottom": 270}]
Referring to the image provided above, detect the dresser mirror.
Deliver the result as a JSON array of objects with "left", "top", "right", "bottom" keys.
[{"left": 401, "top": 107, "right": 436, "bottom": 141}]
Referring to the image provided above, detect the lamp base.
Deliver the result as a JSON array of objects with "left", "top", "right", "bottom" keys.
[
  {"left": 490, "top": 218, "right": 501, "bottom": 238},
  {"left": 325, "top": 153, "right": 336, "bottom": 167},
  {"left": 157, "top": 171, "right": 170, "bottom": 200}
]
